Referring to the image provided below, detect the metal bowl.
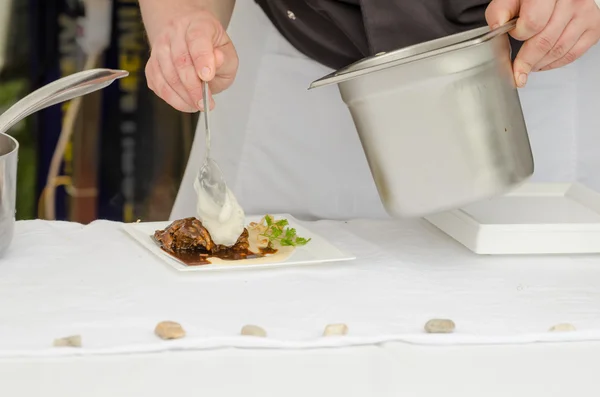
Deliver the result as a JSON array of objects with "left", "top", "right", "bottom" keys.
[
  {"left": 0, "top": 69, "right": 128, "bottom": 258},
  {"left": 0, "top": 131, "right": 18, "bottom": 257},
  {"left": 310, "top": 19, "right": 534, "bottom": 218}
]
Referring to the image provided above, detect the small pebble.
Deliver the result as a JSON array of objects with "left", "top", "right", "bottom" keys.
[
  {"left": 323, "top": 323, "right": 349, "bottom": 336},
  {"left": 53, "top": 335, "right": 82, "bottom": 348},
  {"left": 155, "top": 321, "right": 186, "bottom": 340},
  {"left": 549, "top": 323, "right": 576, "bottom": 332},
  {"left": 424, "top": 319, "right": 455, "bottom": 334},
  {"left": 241, "top": 324, "right": 267, "bottom": 337}
]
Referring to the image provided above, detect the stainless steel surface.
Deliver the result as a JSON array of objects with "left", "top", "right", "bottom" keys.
[
  {"left": 309, "top": 19, "right": 533, "bottom": 218},
  {"left": 0, "top": 68, "right": 128, "bottom": 135},
  {"left": 203, "top": 80, "right": 211, "bottom": 155},
  {"left": 0, "top": 68, "right": 128, "bottom": 257},
  {"left": 197, "top": 81, "right": 226, "bottom": 207},
  {"left": 309, "top": 19, "right": 517, "bottom": 89},
  {"left": 0, "top": 132, "right": 17, "bottom": 257}
]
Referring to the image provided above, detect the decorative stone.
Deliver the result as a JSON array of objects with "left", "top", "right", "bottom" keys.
[
  {"left": 424, "top": 319, "right": 455, "bottom": 334},
  {"left": 323, "top": 323, "right": 349, "bottom": 336},
  {"left": 155, "top": 321, "right": 186, "bottom": 340},
  {"left": 549, "top": 323, "right": 576, "bottom": 332},
  {"left": 53, "top": 335, "right": 82, "bottom": 348},
  {"left": 241, "top": 324, "right": 267, "bottom": 337}
]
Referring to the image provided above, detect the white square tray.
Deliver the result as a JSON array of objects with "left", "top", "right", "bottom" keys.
[
  {"left": 123, "top": 214, "right": 356, "bottom": 272},
  {"left": 424, "top": 183, "right": 600, "bottom": 255}
]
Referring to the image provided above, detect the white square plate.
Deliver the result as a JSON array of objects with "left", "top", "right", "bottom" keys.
[
  {"left": 122, "top": 214, "right": 355, "bottom": 271},
  {"left": 424, "top": 183, "right": 600, "bottom": 255}
]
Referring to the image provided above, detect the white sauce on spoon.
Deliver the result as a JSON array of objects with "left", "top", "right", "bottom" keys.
[{"left": 194, "top": 179, "right": 245, "bottom": 247}]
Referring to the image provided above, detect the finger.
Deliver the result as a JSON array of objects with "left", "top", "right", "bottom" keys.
[
  {"left": 186, "top": 20, "right": 219, "bottom": 81},
  {"left": 170, "top": 26, "right": 205, "bottom": 110},
  {"left": 533, "top": 19, "right": 584, "bottom": 71},
  {"left": 214, "top": 41, "right": 238, "bottom": 81},
  {"left": 149, "top": 54, "right": 197, "bottom": 113},
  {"left": 539, "top": 29, "right": 600, "bottom": 71},
  {"left": 512, "top": 4, "right": 573, "bottom": 81},
  {"left": 208, "top": 42, "right": 239, "bottom": 95},
  {"left": 197, "top": 84, "right": 216, "bottom": 111},
  {"left": 155, "top": 38, "right": 198, "bottom": 110},
  {"left": 486, "top": 0, "right": 520, "bottom": 28},
  {"left": 145, "top": 58, "right": 156, "bottom": 92},
  {"left": 512, "top": 0, "right": 557, "bottom": 41},
  {"left": 214, "top": 48, "right": 225, "bottom": 70}
]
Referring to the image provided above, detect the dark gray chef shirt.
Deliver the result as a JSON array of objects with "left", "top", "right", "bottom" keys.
[{"left": 254, "top": 0, "right": 496, "bottom": 70}]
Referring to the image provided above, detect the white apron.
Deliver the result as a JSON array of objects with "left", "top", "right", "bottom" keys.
[{"left": 170, "top": 2, "right": 600, "bottom": 221}]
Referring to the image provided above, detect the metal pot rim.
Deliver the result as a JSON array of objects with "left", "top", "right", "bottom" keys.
[
  {"left": 0, "top": 131, "right": 19, "bottom": 158},
  {"left": 309, "top": 18, "right": 517, "bottom": 89}
]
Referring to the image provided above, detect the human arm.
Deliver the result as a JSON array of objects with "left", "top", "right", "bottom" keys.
[
  {"left": 139, "top": 0, "right": 236, "bottom": 43},
  {"left": 485, "top": 0, "right": 600, "bottom": 88},
  {"left": 138, "top": 0, "right": 238, "bottom": 112}
]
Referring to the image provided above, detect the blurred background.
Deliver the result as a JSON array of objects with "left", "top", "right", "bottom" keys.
[{"left": 1, "top": 0, "right": 197, "bottom": 223}]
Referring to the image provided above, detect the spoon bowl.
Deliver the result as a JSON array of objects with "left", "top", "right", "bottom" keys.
[{"left": 197, "top": 157, "right": 227, "bottom": 207}]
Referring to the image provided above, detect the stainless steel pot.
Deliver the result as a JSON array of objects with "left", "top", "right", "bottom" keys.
[
  {"left": 0, "top": 68, "right": 128, "bottom": 257},
  {"left": 310, "top": 19, "right": 533, "bottom": 218},
  {"left": 0, "top": 131, "right": 17, "bottom": 256}
]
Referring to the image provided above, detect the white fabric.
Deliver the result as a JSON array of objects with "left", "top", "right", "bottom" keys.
[
  {"left": 3, "top": 341, "right": 600, "bottom": 397},
  {"left": 4, "top": 5, "right": 600, "bottom": 395},
  {"left": 171, "top": 2, "right": 600, "bottom": 221},
  {"left": 3, "top": 218, "right": 600, "bottom": 358},
  {"left": 171, "top": 2, "right": 388, "bottom": 221},
  {"left": 575, "top": 44, "right": 600, "bottom": 191}
]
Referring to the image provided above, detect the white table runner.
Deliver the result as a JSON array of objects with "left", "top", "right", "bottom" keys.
[{"left": 1, "top": 218, "right": 600, "bottom": 358}]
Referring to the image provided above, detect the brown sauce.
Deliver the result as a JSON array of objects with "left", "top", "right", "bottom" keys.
[
  {"left": 259, "top": 245, "right": 278, "bottom": 255},
  {"left": 153, "top": 235, "right": 278, "bottom": 266},
  {"left": 163, "top": 249, "right": 212, "bottom": 265}
]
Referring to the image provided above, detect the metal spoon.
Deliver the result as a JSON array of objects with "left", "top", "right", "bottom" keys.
[
  {"left": 0, "top": 68, "right": 128, "bottom": 134},
  {"left": 196, "top": 80, "right": 227, "bottom": 207}
]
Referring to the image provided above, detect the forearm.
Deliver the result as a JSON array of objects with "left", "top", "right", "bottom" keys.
[{"left": 138, "top": 0, "right": 236, "bottom": 44}]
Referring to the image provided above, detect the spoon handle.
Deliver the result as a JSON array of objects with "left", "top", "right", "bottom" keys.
[{"left": 202, "top": 80, "right": 211, "bottom": 159}]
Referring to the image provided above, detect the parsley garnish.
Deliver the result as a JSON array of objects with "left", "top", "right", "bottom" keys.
[{"left": 260, "top": 214, "right": 311, "bottom": 247}]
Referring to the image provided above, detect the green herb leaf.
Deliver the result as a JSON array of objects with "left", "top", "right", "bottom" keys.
[
  {"left": 258, "top": 215, "right": 311, "bottom": 248},
  {"left": 275, "top": 219, "right": 289, "bottom": 227},
  {"left": 270, "top": 228, "right": 283, "bottom": 238},
  {"left": 295, "top": 237, "right": 310, "bottom": 246},
  {"left": 265, "top": 215, "right": 273, "bottom": 227},
  {"left": 285, "top": 228, "right": 296, "bottom": 239}
]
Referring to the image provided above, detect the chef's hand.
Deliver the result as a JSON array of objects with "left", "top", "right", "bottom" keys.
[
  {"left": 145, "top": 8, "right": 238, "bottom": 112},
  {"left": 486, "top": 0, "right": 600, "bottom": 88}
]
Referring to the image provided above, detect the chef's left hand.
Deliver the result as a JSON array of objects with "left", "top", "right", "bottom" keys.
[{"left": 486, "top": 0, "right": 600, "bottom": 88}]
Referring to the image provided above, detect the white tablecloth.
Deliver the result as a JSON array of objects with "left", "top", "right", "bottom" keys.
[
  {"left": 2, "top": 218, "right": 600, "bottom": 396},
  {"left": 1, "top": 218, "right": 600, "bottom": 358}
]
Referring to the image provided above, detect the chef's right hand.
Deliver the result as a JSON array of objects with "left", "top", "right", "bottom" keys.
[{"left": 145, "top": 8, "right": 239, "bottom": 113}]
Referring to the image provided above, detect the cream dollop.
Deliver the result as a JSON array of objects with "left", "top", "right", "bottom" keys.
[{"left": 194, "top": 179, "right": 245, "bottom": 247}]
